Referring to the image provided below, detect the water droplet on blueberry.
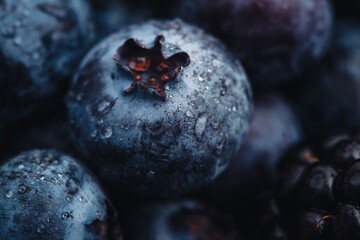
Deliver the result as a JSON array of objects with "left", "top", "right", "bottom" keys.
[
  {"left": 36, "top": 223, "right": 46, "bottom": 234},
  {"left": 6, "top": 190, "right": 13, "bottom": 198},
  {"left": 66, "top": 178, "right": 80, "bottom": 194},
  {"left": 100, "top": 126, "right": 113, "bottom": 139},
  {"left": 61, "top": 212, "right": 70, "bottom": 220},
  {"left": 195, "top": 114, "right": 208, "bottom": 141},
  {"left": 18, "top": 184, "right": 28, "bottom": 194},
  {"left": 90, "top": 129, "right": 97, "bottom": 138},
  {"left": 13, "top": 36, "right": 22, "bottom": 46},
  {"left": 198, "top": 73, "right": 205, "bottom": 81},
  {"left": 186, "top": 110, "right": 195, "bottom": 118}
]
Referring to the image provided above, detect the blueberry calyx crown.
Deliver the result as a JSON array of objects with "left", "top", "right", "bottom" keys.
[{"left": 113, "top": 35, "right": 190, "bottom": 99}]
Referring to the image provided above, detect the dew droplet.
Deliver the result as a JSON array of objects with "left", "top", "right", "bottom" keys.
[
  {"left": 13, "top": 36, "right": 22, "bottom": 46},
  {"left": 96, "top": 211, "right": 101, "bottom": 216},
  {"left": 90, "top": 129, "right": 97, "bottom": 138},
  {"left": 195, "top": 114, "right": 208, "bottom": 141},
  {"left": 212, "top": 59, "right": 220, "bottom": 67},
  {"left": 36, "top": 223, "right": 46, "bottom": 234},
  {"left": 213, "top": 98, "right": 220, "bottom": 104},
  {"left": 18, "top": 184, "right": 28, "bottom": 194},
  {"left": 76, "top": 93, "right": 85, "bottom": 102},
  {"left": 66, "top": 178, "right": 80, "bottom": 194},
  {"left": 198, "top": 73, "right": 205, "bottom": 82},
  {"left": 147, "top": 171, "right": 155, "bottom": 178},
  {"left": 186, "top": 110, "right": 194, "bottom": 118},
  {"left": 61, "top": 212, "right": 70, "bottom": 220},
  {"left": 51, "top": 177, "right": 60, "bottom": 185},
  {"left": 32, "top": 52, "right": 40, "bottom": 60},
  {"left": 97, "top": 100, "right": 113, "bottom": 115},
  {"left": 18, "top": 164, "right": 25, "bottom": 169},
  {"left": 100, "top": 126, "right": 113, "bottom": 139},
  {"left": 6, "top": 190, "right": 13, "bottom": 198}
]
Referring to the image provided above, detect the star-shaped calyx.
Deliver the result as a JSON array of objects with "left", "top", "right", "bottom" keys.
[{"left": 113, "top": 35, "right": 190, "bottom": 99}]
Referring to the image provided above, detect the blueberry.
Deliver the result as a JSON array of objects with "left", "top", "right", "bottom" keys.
[
  {"left": 126, "top": 200, "right": 240, "bottom": 240},
  {"left": 0, "top": 0, "right": 95, "bottom": 122},
  {"left": 66, "top": 19, "right": 253, "bottom": 196},
  {"left": 288, "top": 21, "right": 360, "bottom": 141},
  {"left": 173, "top": 0, "right": 333, "bottom": 85},
  {"left": 0, "top": 149, "right": 123, "bottom": 240}
]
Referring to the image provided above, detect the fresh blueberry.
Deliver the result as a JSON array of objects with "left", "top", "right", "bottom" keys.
[
  {"left": 126, "top": 200, "right": 240, "bottom": 240},
  {"left": 287, "top": 21, "right": 360, "bottom": 141},
  {"left": 0, "top": 149, "right": 123, "bottom": 240},
  {"left": 66, "top": 19, "right": 253, "bottom": 196},
  {"left": 173, "top": 0, "right": 333, "bottom": 86},
  {"left": 0, "top": 0, "right": 95, "bottom": 122}
]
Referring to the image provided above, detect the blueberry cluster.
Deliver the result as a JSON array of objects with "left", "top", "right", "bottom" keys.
[{"left": 0, "top": 0, "right": 359, "bottom": 239}]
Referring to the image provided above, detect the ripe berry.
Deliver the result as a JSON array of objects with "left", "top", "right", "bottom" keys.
[
  {"left": 0, "top": 0, "right": 95, "bottom": 122},
  {"left": 288, "top": 21, "right": 360, "bottom": 140},
  {"left": 126, "top": 200, "right": 240, "bottom": 240},
  {"left": 174, "top": 0, "right": 333, "bottom": 85},
  {"left": 0, "top": 149, "right": 122, "bottom": 240},
  {"left": 66, "top": 19, "right": 253, "bottom": 196}
]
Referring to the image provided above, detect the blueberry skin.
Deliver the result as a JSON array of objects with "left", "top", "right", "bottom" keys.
[
  {"left": 173, "top": 0, "right": 333, "bottom": 86},
  {"left": 0, "top": 0, "right": 95, "bottom": 122},
  {"left": 126, "top": 200, "right": 240, "bottom": 240},
  {"left": 0, "top": 149, "right": 123, "bottom": 240},
  {"left": 66, "top": 19, "right": 253, "bottom": 196}
]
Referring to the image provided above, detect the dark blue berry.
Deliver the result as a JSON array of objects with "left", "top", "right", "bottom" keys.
[
  {"left": 0, "top": 0, "right": 95, "bottom": 122},
  {"left": 0, "top": 149, "right": 123, "bottom": 240},
  {"left": 66, "top": 19, "right": 253, "bottom": 196},
  {"left": 173, "top": 0, "right": 333, "bottom": 85},
  {"left": 288, "top": 21, "right": 360, "bottom": 140},
  {"left": 126, "top": 200, "right": 240, "bottom": 240}
]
